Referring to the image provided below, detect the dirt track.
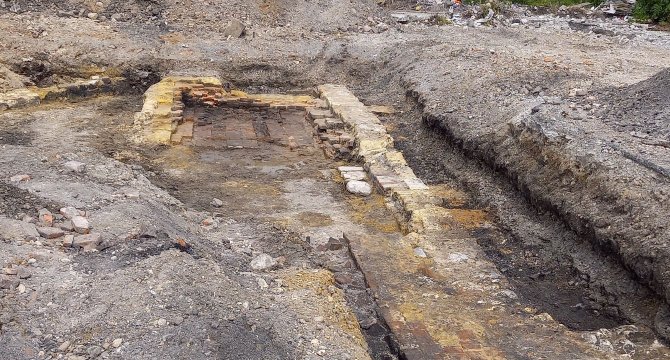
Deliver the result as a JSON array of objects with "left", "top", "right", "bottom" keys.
[{"left": 1, "top": 1, "right": 670, "bottom": 359}]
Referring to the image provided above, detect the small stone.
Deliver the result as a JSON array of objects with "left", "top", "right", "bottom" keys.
[
  {"left": 341, "top": 171, "right": 366, "bottom": 182},
  {"left": 59, "top": 207, "right": 80, "bottom": 219},
  {"left": 317, "top": 350, "right": 326, "bottom": 356},
  {"left": 17, "top": 284, "right": 25, "bottom": 293},
  {"left": 17, "top": 267, "right": 31, "bottom": 279},
  {"left": 87, "top": 345, "right": 104, "bottom": 358},
  {"left": 37, "top": 227, "right": 64, "bottom": 239},
  {"left": 71, "top": 216, "right": 90, "bottom": 234},
  {"left": 3, "top": 268, "right": 17, "bottom": 275},
  {"left": 59, "top": 220, "right": 74, "bottom": 232},
  {"left": 58, "top": 340, "right": 71, "bottom": 352},
  {"left": 250, "top": 253, "right": 277, "bottom": 271},
  {"left": 222, "top": 18, "right": 245, "bottom": 38},
  {"left": 38, "top": 208, "right": 54, "bottom": 226},
  {"left": 413, "top": 247, "right": 427, "bottom": 258},
  {"left": 73, "top": 233, "right": 102, "bottom": 251},
  {"left": 257, "top": 278, "right": 269, "bottom": 289},
  {"left": 0, "top": 276, "right": 19, "bottom": 289},
  {"left": 27, "top": 258, "right": 36, "bottom": 264},
  {"left": 346, "top": 181, "right": 372, "bottom": 196},
  {"left": 311, "top": 338, "right": 320, "bottom": 346},
  {"left": 326, "top": 237, "right": 344, "bottom": 251},
  {"left": 64, "top": 160, "right": 86, "bottom": 173},
  {"left": 87, "top": 12, "right": 98, "bottom": 20},
  {"left": 9, "top": 174, "right": 30, "bottom": 182},
  {"left": 112, "top": 338, "right": 123, "bottom": 348},
  {"left": 62, "top": 235, "right": 74, "bottom": 247},
  {"left": 157, "top": 318, "right": 167, "bottom": 326},
  {"left": 211, "top": 198, "right": 223, "bottom": 208},
  {"left": 574, "top": 88, "right": 587, "bottom": 96}
]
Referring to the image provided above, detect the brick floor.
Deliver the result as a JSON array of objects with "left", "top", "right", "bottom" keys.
[{"left": 179, "top": 106, "right": 313, "bottom": 149}]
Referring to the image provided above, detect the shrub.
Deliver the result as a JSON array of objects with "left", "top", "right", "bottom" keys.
[{"left": 634, "top": 0, "right": 670, "bottom": 23}]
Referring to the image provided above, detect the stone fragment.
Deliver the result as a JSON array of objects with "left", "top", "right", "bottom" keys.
[
  {"left": 59, "top": 206, "right": 80, "bottom": 219},
  {"left": 87, "top": 345, "right": 104, "bottom": 358},
  {"left": 346, "top": 180, "right": 372, "bottom": 196},
  {"left": 112, "top": 338, "right": 123, "bottom": 348},
  {"left": 17, "top": 284, "right": 25, "bottom": 293},
  {"left": 73, "top": 233, "right": 102, "bottom": 251},
  {"left": 342, "top": 171, "right": 366, "bottom": 182},
  {"left": 3, "top": 268, "right": 17, "bottom": 275},
  {"left": 58, "top": 340, "right": 70, "bottom": 352},
  {"left": 223, "top": 19, "right": 245, "bottom": 38},
  {"left": 87, "top": 12, "right": 98, "bottom": 19},
  {"left": 326, "top": 237, "right": 344, "bottom": 251},
  {"left": 0, "top": 275, "right": 19, "bottom": 290},
  {"left": 71, "top": 216, "right": 90, "bottom": 234},
  {"left": 64, "top": 160, "right": 86, "bottom": 173},
  {"left": 308, "top": 108, "right": 333, "bottom": 120},
  {"left": 250, "top": 253, "right": 277, "bottom": 271},
  {"left": 62, "top": 235, "right": 74, "bottom": 247},
  {"left": 413, "top": 247, "right": 427, "bottom": 258},
  {"left": 211, "top": 198, "right": 223, "bottom": 208},
  {"left": 37, "top": 227, "right": 64, "bottom": 239},
  {"left": 9, "top": 174, "right": 30, "bottom": 182},
  {"left": 38, "top": 208, "right": 54, "bottom": 226},
  {"left": 59, "top": 220, "right": 74, "bottom": 232},
  {"left": 0, "top": 217, "right": 39, "bottom": 241},
  {"left": 17, "top": 267, "right": 31, "bottom": 279},
  {"left": 337, "top": 166, "right": 364, "bottom": 172}
]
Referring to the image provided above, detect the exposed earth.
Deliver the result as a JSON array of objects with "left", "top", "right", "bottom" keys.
[{"left": 1, "top": 0, "right": 670, "bottom": 359}]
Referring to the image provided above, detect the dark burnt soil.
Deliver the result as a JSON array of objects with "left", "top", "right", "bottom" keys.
[
  {"left": 0, "top": 182, "right": 61, "bottom": 219},
  {"left": 600, "top": 68, "right": 670, "bottom": 139}
]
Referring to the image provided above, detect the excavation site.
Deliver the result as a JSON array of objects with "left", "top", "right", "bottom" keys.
[{"left": 1, "top": 0, "right": 670, "bottom": 359}]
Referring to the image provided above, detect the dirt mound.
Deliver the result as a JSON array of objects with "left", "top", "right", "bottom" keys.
[
  {"left": 1, "top": 0, "right": 380, "bottom": 32},
  {"left": 602, "top": 67, "right": 670, "bottom": 138},
  {"left": 0, "top": 65, "right": 30, "bottom": 92}
]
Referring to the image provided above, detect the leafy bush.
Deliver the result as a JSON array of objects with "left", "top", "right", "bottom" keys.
[{"left": 634, "top": 0, "right": 670, "bottom": 23}]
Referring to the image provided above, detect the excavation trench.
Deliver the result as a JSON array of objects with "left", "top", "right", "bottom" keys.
[{"left": 3, "top": 75, "right": 670, "bottom": 359}]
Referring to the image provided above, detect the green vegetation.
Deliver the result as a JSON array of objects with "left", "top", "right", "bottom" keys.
[
  {"left": 633, "top": 0, "right": 670, "bottom": 23},
  {"left": 464, "top": 0, "right": 602, "bottom": 8}
]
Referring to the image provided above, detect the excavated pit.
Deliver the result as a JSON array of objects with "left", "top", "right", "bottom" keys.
[{"left": 2, "top": 74, "right": 670, "bottom": 359}]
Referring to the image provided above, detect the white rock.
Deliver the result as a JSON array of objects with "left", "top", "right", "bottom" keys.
[
  {"left": 346, "top": 181, "right": 372, "bottom": 196},
  {"left": 337, "top": 166, "right": 364, "bottom": 172},
  {"left": 17, "top": 284, "right": 25, "bottom": 293},
  {"left": 64, "top": 161, "right": 86, "bottom": 173},
  {"left": 112, "top": 338, "right": 123, "bottom": 348},
  {"left": 342, "top": 171, "right": 366, "bottom": 182},
  {"left": 413, "top": 247, "right": 427, "bottom": 258},
  {"left": 9, "top": 174, "right": 30, "bottom": 182},
  {"left": 58, "top": 340, "right": 71, "bottom": 352},
  {"left": 59, "top": 207, "right": 80, "bottom": 219},
  {"left": 250, "top": 253, "right": 277, "bottom": 271},
  {"left": 447, "top": 252, "right": 469, "bottom": 263},
  {"left": 211, "top": 198, "right": 223, "bottom": 208},
  {"left": 71, "top": 216, "right": 90, "bottom": 234}
]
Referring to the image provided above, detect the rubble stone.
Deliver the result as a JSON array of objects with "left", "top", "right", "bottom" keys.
[
  {"left": 73, "top": 233, "right": 102, "bottom": 251},
  {"left": 37, "top": 227, "right": 65, "bottom": 239},
  {"left": 71, "top": 216, "right": 90, "bottom": 234},
  {"left": 346, "top": 181, "right": 372, "bottom": 196},
  {"left": 250, "top": 253, "right": 277, "bottom": 271}
]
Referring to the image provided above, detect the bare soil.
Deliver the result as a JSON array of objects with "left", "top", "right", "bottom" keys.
[{"left": 1, "top": 0, "right": 670, "bottom": 359}]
